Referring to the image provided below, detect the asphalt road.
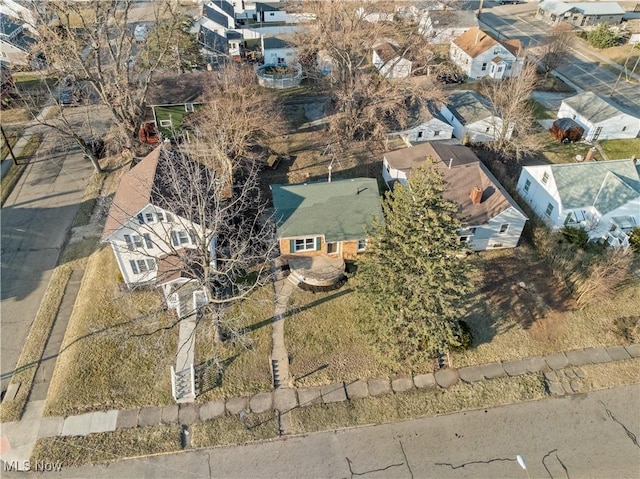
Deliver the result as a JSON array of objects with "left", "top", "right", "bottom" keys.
[
  {"left": 479, "top": 5, "right": 640, "bottom": 111},
  {"left": 0, "top": 127, "right": 93, "bottom": 391},
  {"left": 18, "top": 384, "right": 640, "bottom": 478}
]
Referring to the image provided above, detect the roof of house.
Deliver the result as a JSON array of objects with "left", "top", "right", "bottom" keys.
[
  {"left": 426, "top": 10, "right": 478, "bottom": 28},
  {"left": 452, "top": 27, "right": 523, "bottom": 58},
  {"left": 271, "top": 178, "right": 384, "bottom": 242},
  {"left": 0, "top": 13, "right": 22, "bottom": 38},
  {"left": 444, "top": 90, "right": 495, "bottom": 125},
  {"left": 102, "top": 146, "right": 163, "bottom": 240},
  {"left": 373, "top": 41, "right": 401, "bottom": 63},
  {"left": 545, "top": 159, "right": 640, "bottom": 215},
  {"left": 146, "top": 71, "right": 212, "bottom": 106},
  {"left": 262, "top": 35, "right": 294, "bottom": 50},
  {"left": 539, "top": 1, "right": 625, "bottom": 16},
  {"left": 561, "top": 91, "right": 635, "bottom": 123},
  {"left": 256, "top": 2, "right": 282, "bottom": 12},
  {"left": 384, "top": 142, "right": 526, "bottom": 225},
  {"left": 204, "top": 2, "right": 233, "bottom": 29}
]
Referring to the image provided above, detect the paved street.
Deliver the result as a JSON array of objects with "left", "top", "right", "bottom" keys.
[
  {"left": 16, "top": 385, "right": 639, "bottom": 478},
  {"left": 1, "top": 129, "right": 93, "bottom": 391},
  {"left": 479, "top": 5, "right": 640, "bottom": 111}
]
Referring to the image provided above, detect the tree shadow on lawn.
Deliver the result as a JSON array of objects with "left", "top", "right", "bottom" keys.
[
  {"left": 245, "top": 288, "right": 353, "bottom": 333},
  {"left": 195, "top": 353, "right": 239, "bottom": 396}
]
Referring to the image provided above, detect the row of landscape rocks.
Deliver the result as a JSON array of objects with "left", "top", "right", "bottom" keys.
[{"left": 56, "top": 344, "right": 639, "bottom": 437}]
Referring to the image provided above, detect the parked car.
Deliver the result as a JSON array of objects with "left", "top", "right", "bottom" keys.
[{"left": 437, "top": 73, "right": 464, "bottom": 84}]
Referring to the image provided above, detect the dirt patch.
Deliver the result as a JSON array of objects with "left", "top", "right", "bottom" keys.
[{"left": 477, "top": 247, "right": 576, "bottom": 330}]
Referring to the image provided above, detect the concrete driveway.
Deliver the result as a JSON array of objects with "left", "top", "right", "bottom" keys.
[{"left": 1, "top": 128, "right": 94, "bottom": 392}]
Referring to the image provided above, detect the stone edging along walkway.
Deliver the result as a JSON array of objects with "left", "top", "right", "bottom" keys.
[{"left": 32, "top": 343, "right": 640, "bottom": 438}]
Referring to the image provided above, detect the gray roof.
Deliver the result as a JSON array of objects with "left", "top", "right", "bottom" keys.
[
  {"left": 427, "top": 10, "right": 478, "bottom": 28},
  {"left": 572, "top": 2, "right": 625, "bottom": 16},
  {"left": 263, "top": 36, "right": 293, "bottom": 50},
  {"left": 562, "top": 91, "right": 634, "bottom": 123},
  {"left": 271, "top": 178, "right": 384, "bottom": 242},
  {"left": 550, "top": 159, "right": 640, "bottom": 215},
  {"left": 539, "top": 2, "right": 573, "bottom": 16},
  {"left": 445, "top": 90, "right": 494, "bottom": 125}
]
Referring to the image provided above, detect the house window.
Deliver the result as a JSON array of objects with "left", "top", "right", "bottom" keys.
[
  {"left": 159, "top": 119, "right": 172, "bottom": 128},
  {"left": 459, "top": 236, "right": 470, "bottom": 243},
  {"left": 542, "top": 172, "right": 549, "bottom": 185},
  {"left": 357, "top": 239, "right": 367, "bottom": 251},
  {"left": 145, "top": 212, "right": 155, "bottom": 223},
  {"left": 269, "top": 12, "right": 274, "bottom": 16},
  {"left": 493, "top": 48, "right": 500, "bottom": 54},
  {"left": 497, "top": 66, "right": 503, "bottom": 72},
  {"left": 564, "top": 213, "right": 574, "bottom": 225},
  {"left": 485, "top": 126, "right": 490, "bottom": 133},
  {"left": 143, "top": 233, "right": 154, "bottom": 249},
  {"left": 417, "top": 131, "right": 423, "bottom": 139},
  {"left": 506, "top": 63, "right": 512, "bottom": 70},
  {"left": 545, "top": 203, "right": 554, "bottom": 217},
  {"left": 434, "top": 130, "right": 440, "bottom": 136},
  {"left": 129, "top": 259, "right": 156, "bottom": 274},
  {"left": 491, "top": 243, "right": 503, "bottom": 248},
  {"left": 524, "top": 179, "right": 531, "bottom": 192},
  {"left": 124, "top": 234, "right": 142, "bottom": 250},
  {"left": 499, "top": 224, "right": 509, "bottom": 235},
  {"left": 293, "top": 237, "right": 317, "bottom": 252},
  {"left": 481, "top": 62, "right": 487, "bottom": 71},
  {"left": 137, "top": 213, "right": 144, "bottom": 224},
  {"left": 491, "top": 65, "right": 495, "bottom": 73},
  {"left": 171, "top": 230, "right": 190, "bottom": 246},
  {"left": 185, "top": 103, "right": 194, "bottom": 113},
  {"left": 327, "top": 242, "right": 338, "bottom": 254},
  {"left": 165, "top": 213, "right": 173, "bottom": 223},
  {"left": 157, "top": 211, "right": 165, "bottom": 222},
  {"left": 572, "top": 114, "right": 576, "bottom": 120}
]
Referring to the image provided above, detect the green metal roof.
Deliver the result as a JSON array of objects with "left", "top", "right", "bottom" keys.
[
  {"left": 271, "top": 178, "right": 384, "bottom": 242},
  {"left": 551, "top": 159, "right": 640, "bottom": 214}
]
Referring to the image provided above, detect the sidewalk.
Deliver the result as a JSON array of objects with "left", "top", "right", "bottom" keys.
[{"left": 2, "top": 341, "right": 638, "bottom": 470}]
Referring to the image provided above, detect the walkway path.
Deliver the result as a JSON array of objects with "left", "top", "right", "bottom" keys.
[{"left": 271, "top": 278, "right": 294, "bottom": 434}]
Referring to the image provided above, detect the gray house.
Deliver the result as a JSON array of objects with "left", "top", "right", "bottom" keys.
[
  {"left": 536, "top": 2, "right": 625, "bottom": 28},
  {"left": 382, "top": 141, "right": 528, "bottom": 251}
]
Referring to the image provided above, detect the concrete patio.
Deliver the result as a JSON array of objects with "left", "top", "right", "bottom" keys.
[{"left": 287, "top": 255, "right": 345, "bottom": 287}]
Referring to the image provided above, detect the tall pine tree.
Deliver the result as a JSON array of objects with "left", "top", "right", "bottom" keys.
[{"left": 354, "top": 163, "right": 471, "bottom": 363}]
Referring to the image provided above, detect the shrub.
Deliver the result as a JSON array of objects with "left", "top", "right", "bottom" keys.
[
  {"left": 452, "top": 320, "right": 473, "bottom": 351},
  {"left": 629, "top": 227, "right": 640, "bottom": 252},
  {"left": 612, "top": 315, "right": 640, "bottom": 343},
  {"left": 587, "top": 24, "right": 618, "bottom": 49},
  {"left": 560, "top": 226, "right": 589, "bottom": 246}
]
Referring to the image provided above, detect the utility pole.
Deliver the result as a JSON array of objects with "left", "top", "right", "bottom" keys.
[
  {"left": 610, "top": 41, "right": 637, "bottom": 97},
  {"left": 0, "top": 125, "right": 18, "bottom": 165}
]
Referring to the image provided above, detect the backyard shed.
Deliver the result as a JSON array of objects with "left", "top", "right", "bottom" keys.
[{"left": 550, "top": 118, "right": 584, "bottom": 143}]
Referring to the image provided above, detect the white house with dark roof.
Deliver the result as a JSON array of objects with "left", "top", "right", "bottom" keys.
[
  {"left": 261, "top": 34, "right": 296, "bottom": 65},
  {"left": 419, "top": 10, "right": 478, "bottom": 45},
  {"left": 449, "top": 27, "right": 524, "bottom": 79},
  {"left": 557, "top": 92, "right": 640, "bottom": 142},
  {"left": 386, "top": 111, "right": 453, "bottom": 146},
  {"left": 383, "top": 142, "right": 528, "bottom": 251},
  {"left": 0, "top": 13, "right": 36, "bottom": 66},
  {"left": 440, "top": 90, "right": 514, "bottom": 143},
  {"left": 372, "top": 40, "right": 412, "bottom": 79},
  {"left": 516, "top": 159, "right": 640, "bottom": 248},
  {"left": 101, "top": 145, "right": 211, "bottom": 288},
  {"left": 536, "top": 1, "right": 625, "bottom": 27}
]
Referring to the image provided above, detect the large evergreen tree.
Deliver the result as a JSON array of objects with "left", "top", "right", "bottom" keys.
[{"left": 354, "top": 164, "right": 471, "bottom": 363}]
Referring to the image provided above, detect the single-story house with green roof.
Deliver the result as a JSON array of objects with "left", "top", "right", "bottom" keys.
[
  {"left": 516, "top": 159, "right": 640, "bottom": 249},
  {"left": 557, "top": 92, "right": 640, "bottom": 142},
  {"left": 270, "top": 178, "right": 384, "bottom": 260}
]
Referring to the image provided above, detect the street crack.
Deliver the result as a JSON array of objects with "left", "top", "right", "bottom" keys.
[
  {"left": 599, "top": 400, "right": 640, "bottom": 448},
  {"left": 542, "top": 449, "right": 570, "bottom": 479},
  {"left": 435, "top": 457, "right": 517, "bottom": 469},
  {"left": 346, "top": 457, "right": 405, "bottom": 477}
]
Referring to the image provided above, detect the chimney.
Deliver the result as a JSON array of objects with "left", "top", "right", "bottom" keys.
[
  {"left": 448, "top": 158, "right": 453, "bottom": 169},
  {"left": 585, "top": 147, "right": 596, "bottom": 162},
  {"left": 476, "top": 31, "right": 481, "bottom": 44},
  {"left": 470, "top": 186, "right": 482, "bottom": 205}
]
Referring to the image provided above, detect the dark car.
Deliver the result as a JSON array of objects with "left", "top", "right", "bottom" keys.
[
  {"left": 59, "top": 87, "right": 74, "bottom": 106},
  {"left": 498, "top": 0, "right": 521, "bottom": 4},
  {"left": 437, "top": 73, "right": 464, "bottom": 84}
]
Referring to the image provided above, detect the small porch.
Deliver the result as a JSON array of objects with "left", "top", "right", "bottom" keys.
[{"left": 287, "top": 255, "right": 346, "bottom": 287}]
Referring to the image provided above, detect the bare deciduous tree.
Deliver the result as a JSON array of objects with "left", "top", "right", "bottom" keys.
[
  {"left": 295, "top": 0, "right": 445, "bottom": 144},
  {"left": 537, "top": 23, "right": 575, "bottom": 77},
  {"left": 28, "top": 0, "right": 192, "bottom": 152},
  {"left": 480, "top": 62, "right": 543, "bottom": 159}
]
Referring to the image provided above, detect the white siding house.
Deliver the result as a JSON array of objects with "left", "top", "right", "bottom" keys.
[
  {"left": 557, "top": 92, "right": 640, "bottom": 142},
  {"left": 440, "top": 90, "right": 513, "bottom": 143},
  {"left": 450, "top": 27, "right": 524, "bottom": 79},
  {"left": 419, "top": 10, "right": 478, "bottom": 45},
  {"left": 386, "top": 112, "right": 453, "bottom": 147},
  {"left": 383, "top": 142, "right": 528, "bottom": 251},
  {"left": 261, "top": 35, "right": 297, "bottom": 65},
  {"left": 516, "top": 159, "right": 640, "bottom": 248},
  {"left": 372, "top": 41, "right": 412, "bottom": 79},
  {"left": 101, "top": 145, "right": 213, "bottom": 288}
]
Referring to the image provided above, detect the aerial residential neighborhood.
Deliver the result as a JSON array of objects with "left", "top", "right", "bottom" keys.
[{"left": 1, "top": 0, "right": 639, "bottom": 476}]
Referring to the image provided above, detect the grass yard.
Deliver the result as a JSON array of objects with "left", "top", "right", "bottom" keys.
[
  {"left": 191, "top": 412, "right": 280, "bottom": 448},
  {"left": 451, "top": 248, "right": 640, "bottom": 369},
  {"left": 594, "top": 43, "right": 640, "bottom": 70},
  {"left": 534, "top": 133, "right": 602, "bottom": 165},
  {"left": 31, "top": 424, "right": 182, "bottom": 468},
  {"left": 531, "top": 100, "right": 554, "bottom": 120},
  {"left": 599, "top": 138, "right": 640, "bottom": 160},
  {"left": 285, "top": 288, "right": 433, "bottom": 387},
  {"left": 194, "top": 286, "right": 274, "bottom": 401},
  {"left": 291, "top": 374, "right": 547, "bottom": 435},
  {"left": 44, "top": 246, "right": 178, "bottom": 417}
]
